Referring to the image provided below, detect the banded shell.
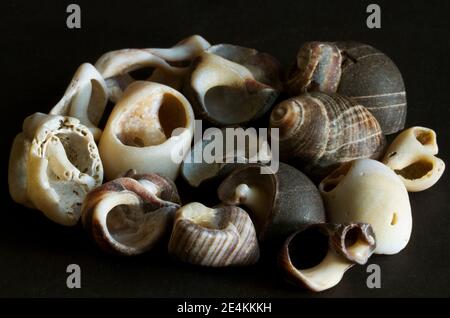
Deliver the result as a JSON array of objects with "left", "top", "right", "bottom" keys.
[
  {"left": 218, "top": 163, "right": 325, "bottom": 241},
  {"left": 184, "top": 44, "right": 282, "bottom": 126},
  {"left": 279, "top": 223, "right": 376, "bottom": 292},
  {"left": 269, "top": 92, "right": 386, "bottom": 177},
  {"left": 286, "top": 41, "right": 407, "bottom": 134},
  {"left": 319, "top": 159, "right": 412, "bottom": 255},
  {"left": 81, "top": 171, "right": 180, "bottom": 255},
  {"left": 168, "top": 202, "right": 259, "bottom": 267},
  {"left": 383, "top": 127, "right": 445, "bottom": 192}
]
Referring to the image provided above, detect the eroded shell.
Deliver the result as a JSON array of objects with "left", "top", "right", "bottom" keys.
[
  {"left": 168, "top": 202, "right": 259, "bottom": 267},
  {"left": 383, "top": 127, "right": 445, "bottom": 192},
  {"left": 98, "top": 81, "right": 195, "bottom": 181},
  {"left": 279, "top": 223, "right": 376, "bottom": 292},
  {"left": 81, "top": 171, "right": 180, "bottom": 255},
  {"left": 269, "top": 92, "right": 386, "bottom": 178},
  {"left": 286, "top": 42, "right": 407, "bottom": 134},
  {"left": 319, "top": 159, "right": 412, "bottom": 255},
  {"left": 184, "top": 44, "right": 282, "bottom": 126},
  {"left": 8, "top": 113, "right": 103, "bottom": 226},
  {"left": 95, "top": 35, "right": 210, "bottom": 102},
  {"left": 50, "top": 63, "right": 108, "bottom": 140},
  {"left": 218, "top": 163, "right": 325, "bottom": 241}
]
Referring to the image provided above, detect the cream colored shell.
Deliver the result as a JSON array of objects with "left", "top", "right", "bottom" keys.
[
  {"left": 50, "top": 63, "right": 108, "bottom": 140},
  {"left": 8, "top": 113, "right": 103, "bottom": 226},
  {"left": 383, "top": 126, "right": 445, "bottom": 192},
  {"left": 319, "top": 159, "right": 412, "bottom": 255},
  {"left": 98, "top": 81, "right": 195, "bottom": 181}
]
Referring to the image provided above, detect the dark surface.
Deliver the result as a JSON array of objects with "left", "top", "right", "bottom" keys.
[{"left": 1, "top": 0, "right": 449, "bottom": 297}]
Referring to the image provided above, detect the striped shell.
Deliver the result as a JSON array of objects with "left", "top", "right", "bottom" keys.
[
  {"left": 269, "top": 92, "right": 386, "bottom": 177},
  {"left": 286, "top": 42, "right": 407, "bottom": 134},
  {"left": 81, "top": 171, "right": 180, "bottom": 256},
  {"left": 168, "top": 202, "right": 259, "bottom": 267}
]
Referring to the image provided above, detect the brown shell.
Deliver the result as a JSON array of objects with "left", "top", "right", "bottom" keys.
[
  {"left": 81, "top": 173, "right": 180, "bottom": 256},
  {"left": 269, "top": 92, "right": 386, "bottom": 177}
]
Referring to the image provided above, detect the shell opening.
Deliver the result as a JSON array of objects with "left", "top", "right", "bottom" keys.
[
  {"left": 56, "top": 133, "right": 94, "bottom": 174},
  {"left": 414, "top": 128, "right": 434, "bottom": 146},
  {"left": 342, "top": 226, "right": 374, "bottom": 264},
  {"left": 391, "top": 212, "right": 398, "bottom": 226},
  {"left": 319, "top": 162, "right": 352, "bottom": 192},
  {"left": 204, "top": 86, "right": 261, "bottom": 125},
  {"left": 288, "top": 227, "right": 329, "bottom": 270},
  {"left": 128, "top": 67, "right": 155, "bottom": 80},
  {"left": 394, "top": 159, "right": 433, "bottom": 180},
  {"left": 116, "top": 93, "right": 187, "bottom": 147}
]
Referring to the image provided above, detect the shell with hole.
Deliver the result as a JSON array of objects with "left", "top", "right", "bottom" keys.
[
  {"left": 49, "top": 63, "right": 108, "bottom": 140},
  {"left": 81, "top": 170, "right": 180, "bottom": 256},
  {"left": 168, "top": 202, "right": 259, "bottom": 267},
  {"left": 184, "top": 44, "right": 282, "bottom": 126},
  {"left": 94, "top": 35, "right": 210, "bottom": 102},
  {"left": 286, "top": 41, "right": 407, "bottom": 134},
  {"left": 98, "top": 81, "right": 195, "bottom": 181},
  {"left": 319, "top": 159, "right": 412, "bottom": 255},
  {"left": 383, "top": 127, "right": 445, "bottom": 192},
  {"left": 279, "top": 223, "right": 376, "bottom": 292},
  {"left": 8, "top": 113, "right": 103, "bottom": 226},
  {"left": 269, "top": 92, "right": 386, "bottom": 178},
  {"left": 218, "top": 163, "right": 325, "bottom": 241}
]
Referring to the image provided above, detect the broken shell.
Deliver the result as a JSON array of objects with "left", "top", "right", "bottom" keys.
[
  {"left": 269, "top": 92, "right": 386, "bottom": 177},
  {"left": 95, "top": 35, "right": 210, "bottom": 102},
  {"left": 8, "top": 113, "right": 103, "bottom": 226},
  {"left": 319, "top": 159, "right": 412, "bottom": 255},
  {"left": 279, "top": 223, "right": 376, "bottom": 292},
  {"left": 180, "top": 127, "right": 271, "bottom": 187},
  {"left": 184, "top": 45, "right": 282, "bottom": 126},
  {"left": 383, "top": 127, "right": 445, "bottom": 192},
  {"left": 49, "top": 63, "right": 108, "bottom": 140},
  {"left": 218, "top": 163, "right": 325, "bottom": 241},
  {"left": 168, "top": 202, "right": 259, "bottom": 267},
  {"left": 98, "top": 81, "right": 195, "bottom": 181},
  {"left": 81, "top": 171, "right": 180, "bottom": 255},
  {"left": 286, "top": 42, "right": 407, "bottom": 134}
]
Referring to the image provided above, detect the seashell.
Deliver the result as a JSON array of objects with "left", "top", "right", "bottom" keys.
[
  {"left": 319, "top": 159, "right": 412, "bottom": 255},
  {"left": 95, "top": 35, "right": 210, "bottom": 102},
  {"left": 8, "top": 113, "right": 103, "bottom": 226},
  {"left": 81, "top": 170, "right": 180, "bottom": 255},
  {"left": 184, "top": 44, "right": 282, "bottom": 126},
  {"left": 286, "top": 41, "right": 407, "bottom": 134},
  {"left": 383, "top": 127, "right": 445, "bottom": 192},
  {"left": 218, "top": 163, "right": 325, "bottom": 241},
  {"left": 279, "top": 223, "right": 376, "bottom": 292},
  {"left": 49, "top": 63, "right": 108, "bottom": 140},
  {"left": 168, "top": 202, "right": 259, "bottom": 267},
  {"left": 180, "top": 127, "right": 271, "bottom": 187},
  {"left": 98, "top": 81, "right": 195, "bottom": 181},
  {"left": 269, "top": 92, "right": 386, "bottom": 178}
]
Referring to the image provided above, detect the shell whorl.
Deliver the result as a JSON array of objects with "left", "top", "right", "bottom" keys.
[{"left": 270, "top": 92, "right": 386, "bottom": 176}]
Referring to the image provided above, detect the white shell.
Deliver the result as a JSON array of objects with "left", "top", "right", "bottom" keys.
[
  {"left": 383, "top": 127, "right": 445, "bottom": 192},
  {"left": 94, "top": 35, "right": 210, "bottom": 102},
  {"left": 49, "top": 63, "right": 108, "bottom": 140},
  {"left": 9, "top": 113, "right": 103, "bottom": 226},
  {"left": 319, "top": 159, "right": 412, "bottom": 255},
  {"left": 98, "top": 81, "right": 194, "bottom": 181}
]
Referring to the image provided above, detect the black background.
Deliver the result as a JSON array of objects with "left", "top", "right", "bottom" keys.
[{"left": 1, "top": 0, "right": 449, "bottom": 297}]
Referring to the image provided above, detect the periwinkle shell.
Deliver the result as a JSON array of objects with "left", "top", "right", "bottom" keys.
[
  {"left": 269, "top": 92, "right": 386, "bottom": 178},
  {"left": 218, "top": 162, "right": 325, "bottom": 241},
  {"left": 286, "top": 41, "right": 407, "bottom": 134}
]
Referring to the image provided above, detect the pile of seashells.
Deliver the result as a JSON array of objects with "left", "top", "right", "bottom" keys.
[{"left": 8, "top": 36, "right": 445, "bottom": 292}]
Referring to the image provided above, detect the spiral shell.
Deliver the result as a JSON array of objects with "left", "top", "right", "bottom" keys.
[
  {"left": 269, "top": 92, "right": 386, "bottom": 177},
  {"left": 81, "top": 170, "right": 180, "bottom": 256},
  {"left": 286, "top": 42, "right": 407, "bottom": 134},
  {"left": 168, "top": 202, "right": 259, "bottom": 267}
]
